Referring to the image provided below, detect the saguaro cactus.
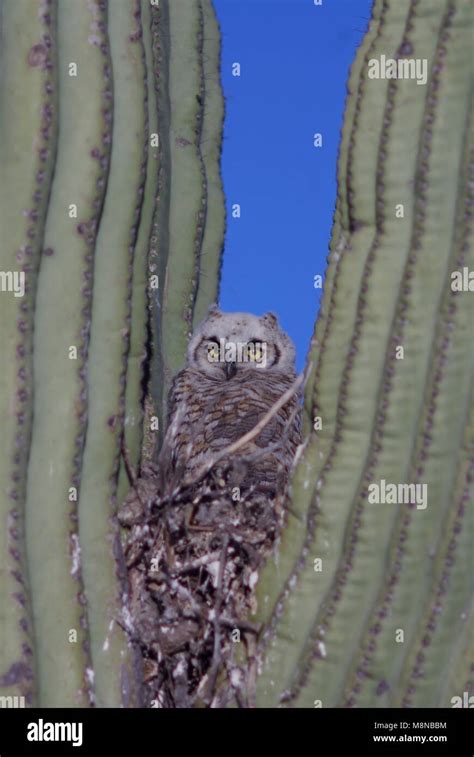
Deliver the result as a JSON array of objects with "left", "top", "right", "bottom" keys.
[
  {"left": 254, "top": 0, "right": 473, "bottom": 708},
  {"left": 1, "top": 0, "right": 470, "bottom": 711},
  {"left": 0, "top": 0, "right": 225, "bottom": 707}
]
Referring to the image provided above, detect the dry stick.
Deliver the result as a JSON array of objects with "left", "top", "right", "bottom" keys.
[
  {"left": 121, "top": 436, "right": 138, "bottom": 486},
  {"left": 166, "top": 550, "right": 222, "bottom": 577},
  {"left": 229, "top": 400, "right": 303, "bottom": 466},
  {"left": 120, "top": 436, "right": 156, "bottom": 514},
  {"left": 203, "top": 533, "right": 230, "bottom": 705},
  {"left": 218, "top": 616, "right": 260, "bottom": 634},
  {"left": 156, "top": 565, "right": 203, "bottom": 618},
  {"left": 215, "top": 654, "right": 243, "bottom": 709}
]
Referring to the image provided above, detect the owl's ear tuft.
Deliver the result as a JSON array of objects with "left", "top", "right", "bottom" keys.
[
  {"left": 262, "top": 311, "right": 278, "bottom": 326},
  {"left": 207, "top": 303, "right": 222, "bottom": 317}
]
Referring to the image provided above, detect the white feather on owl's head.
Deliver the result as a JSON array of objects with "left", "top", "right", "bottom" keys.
[{"left": 187, "top": 305, "right": 296, "bottom": 379}]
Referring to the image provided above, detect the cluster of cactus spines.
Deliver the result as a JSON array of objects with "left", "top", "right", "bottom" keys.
[
  {"left": 192, "top": 0, "right": 226, "bottom": 328},
  {"left": 0, "top": 0, "right": 225, "bottom": 708},
  {"left": 0, "top": 0, "right": 58, "bottom": 706},
  {"left": 255, "top": 0, "right": 473, "bottom": 708},
  {"left": 146, "top": 0, "right": 169, "bottom": 444}
]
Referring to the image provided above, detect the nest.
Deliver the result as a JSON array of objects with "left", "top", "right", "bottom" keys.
[{"left": 118, "top": 459, "right": 284, "bottom": 708}]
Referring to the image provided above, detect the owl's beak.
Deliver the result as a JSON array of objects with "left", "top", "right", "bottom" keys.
[{"left": 224, "top": 361, "right": 237, "bottom": 380}]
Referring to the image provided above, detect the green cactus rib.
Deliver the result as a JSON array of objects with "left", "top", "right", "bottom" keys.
[
  {"left": 192, "top": 0, "right": 226, "bottom": 327},
  {"left": 154, "top": 0, "right": 208, "bottom": 426},
  {"left": 24, "top": 0, "right": 113, "bottom": 707},
  {"left": 77, "top": 1, "right": 147, "bottom": 708},
  {"left": 147, "top": 0, "right": 171, "bottom": 444},
  {"left": 116, "top": 0, "right": 160, "bottom": 503},
  {"left": 0, "top": 1, "right": 58, "bottom": 706},
  {"left": 304, "top": 0, "right": 386, "bottom": 433},
  {"left": 255, "top": 0, "right": 473, "bottom": 708}
]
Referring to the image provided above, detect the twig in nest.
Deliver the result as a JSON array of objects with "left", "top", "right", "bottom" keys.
[
  {"left": 202, "top": 534, "right": 229, "bottom": 703},
  {"left": 121, "top": 437, "right": 138, "bottom": 486}
]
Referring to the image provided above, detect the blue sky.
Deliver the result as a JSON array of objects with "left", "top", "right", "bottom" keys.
[{"left": 213, "top": 0, "right": 373, "bottom": 370}]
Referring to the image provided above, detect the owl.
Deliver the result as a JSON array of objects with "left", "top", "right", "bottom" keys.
[
  {"left": 119, "top": 307, "right": 302, "bottom": 708},
  {"left": 160, "top": 305, "right": 302, "bottom": 502}
]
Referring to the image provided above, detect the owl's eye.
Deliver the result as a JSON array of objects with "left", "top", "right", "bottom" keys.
[
  {"left": 207, "top": 341, "right": 220, "bottom": 361},
  {"left": 247, "top": 340, "right": 265, "bottom": 362}
]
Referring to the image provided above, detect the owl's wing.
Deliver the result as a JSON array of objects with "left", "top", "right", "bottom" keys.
[
  {"left": 157, "top": 369, "right": 195, "bottom": 489},
  {"left": 205, "top": 407, "right": 278, "bottom": 447},
  {"left": 204, "top": 382, "right": 300, "bottom": 451}
]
